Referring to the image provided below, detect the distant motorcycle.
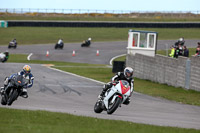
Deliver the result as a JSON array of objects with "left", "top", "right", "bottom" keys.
[
  {"left": 0, "top": 53, "right": 6, "bottom": 63},
  {"left": 94, "top": 80, "right": 131, "bottom": 114},
  {"left": 81, "top": 41, "right": 91, "bottom": 47},
  {"left": 8, "top": 41, "right": 17, "bottom": 49},
  {"left": 81, "top": 38, "right": 91, "bottom": 47},
  {"left": 0, "top": 52, "right": 9, "bottom": 63},
  {"left": 55, "top": 43, "right": 64, "bottom": 49},
  {"left": 1, "top": 75, "right": 28, "bottom": 106}
]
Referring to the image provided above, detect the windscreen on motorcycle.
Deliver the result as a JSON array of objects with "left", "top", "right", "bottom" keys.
[
  {"left": 119, "top": 80, "right": 130, "bottom": 95},
  {"left": 12, "top": 75, "right": 29, "bottom": 87},
  {"left": 120, "top": 80, "right": 130, "bottom": 88}
]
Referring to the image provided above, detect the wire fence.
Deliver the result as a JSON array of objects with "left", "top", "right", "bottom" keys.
[{"left": 0, "top": 8, "right": 200, "bottom": 15}]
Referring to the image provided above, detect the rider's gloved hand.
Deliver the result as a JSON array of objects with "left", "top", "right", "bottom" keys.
[{"left": 112, "top": 81, "right": 119, "bottom": 86}]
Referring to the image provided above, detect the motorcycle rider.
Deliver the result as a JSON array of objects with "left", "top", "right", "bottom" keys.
[
  {"left": 57, "top": 38, "right": 63, "bottom": 46},
  {"left": 13, "top": 38, "right": 17, "bottom": 43},
  {"left": 86, "top": 38, "right": 91, "bottom": 45},
  {"left": 0, "top": 51, "right": 9, "bottom": 63},
  {"left": 99, "top": 67, "right": 134, "bottom": 105},
  {"left": 175, "top": 37, "right": 185, "bottom": 47},
  {"left": 0, "top": 65, "right": 34, "bottom": 98},
  {"left": 10, "top": 38, "right": 17, "bottom": 45}
]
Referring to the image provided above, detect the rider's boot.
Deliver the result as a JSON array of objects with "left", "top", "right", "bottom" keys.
[
  {"left": 98, "top": 90, "right": 106, "bottom": 100},
  {"left": 20, "top": 88, "right": 28, "bottom": 98},
  {"left": 98, "top": 83, "right": 113, "bottom": 98}
]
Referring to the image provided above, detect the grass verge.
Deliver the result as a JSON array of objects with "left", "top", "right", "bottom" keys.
[
  {"left": 1, "top": 14, "right": 200, "bottom": 22},
  {"left": 6, "top": 54, "right": 200, "bottom": 106},
  {"left": 0, "top": 107, "right": 199, "bottom": 133},
  {"left": 0, "top": 27, "right": 200, "bottom": 45}
]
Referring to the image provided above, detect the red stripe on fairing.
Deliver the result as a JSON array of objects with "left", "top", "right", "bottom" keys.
[
  {"left": 118, "top": 95, "right": 122, "bottom": 99},
  {"left": 120, "top": 80, "right": 130, "bottom": 94}
]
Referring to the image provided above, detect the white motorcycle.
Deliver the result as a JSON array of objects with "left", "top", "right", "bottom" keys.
[
  {"left": 94, "top": 80, "right": 131, "bottom": 114},
  {"left": 0, "top": 53, "right": 6, "bottom": 63}
]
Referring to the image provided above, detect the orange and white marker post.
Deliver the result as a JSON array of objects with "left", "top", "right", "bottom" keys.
[
  {"left": 46, "top": 50, "right": 49, "bottom": 57},
  {"left": 72, "top": 50, "right": 76, "bottom": 56},
  {"left": 96, "top": 50, "right": 99, "bottom": 56}
]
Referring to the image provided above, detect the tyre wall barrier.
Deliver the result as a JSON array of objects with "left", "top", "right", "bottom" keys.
[{"left": 7, "top": 21, "right": 200, "bottom": 28}]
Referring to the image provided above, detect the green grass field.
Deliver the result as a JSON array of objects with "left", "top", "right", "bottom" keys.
[
  {"left": 0, "top": 27, "right": 200, "bottom": 45},
  {"left": 1, "top": 107, "right": 199, "bottom": 133}
]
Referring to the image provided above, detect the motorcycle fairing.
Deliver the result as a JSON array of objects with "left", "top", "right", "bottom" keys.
[{"left": 120, "top": 80, "right": 130, "bottom": 95}]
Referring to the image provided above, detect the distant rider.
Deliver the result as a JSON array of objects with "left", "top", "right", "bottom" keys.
[
  {"left": 99, "top": 67, "right": 134, "bottom": 105},
  {"left": 175, "top": 37, "right": 185, "bottom": 47},
  {"left": 0, "top": 65, "right": 34, "bottom": 98},
  {"left": 58, "top": 39, "right": 63, "bottom": 46},
  {"left": 12, "top": 38, "right": 17, "bottom": 44},
  {"left": 86, "top": 38, "right": 91, "bottom": 46},
  {"left": 0, "top": 51, "right": 9, "bottom": 63}
]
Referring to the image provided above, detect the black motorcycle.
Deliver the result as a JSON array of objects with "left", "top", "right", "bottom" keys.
[
  {"left": 1, "top": 75, "right": 28, "bottom": 106},
  {"left": 55, "top": 43, "right": 64, "bottom": 49},
  {"left": 81, "top": 40, "right": 91, "bottom": 47}
]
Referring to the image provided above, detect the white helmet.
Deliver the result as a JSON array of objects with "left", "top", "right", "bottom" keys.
[
  {"left": 124, "top": 67, "right": 133, "bottom": 80},
  {"left": 88, "top": 38, "right": 91, "bottom": 41},
  {"left": 179, "top": 37, "right": 184, "bottom": 42}
]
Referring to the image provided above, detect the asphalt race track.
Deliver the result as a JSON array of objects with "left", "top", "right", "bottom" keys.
[
  {"left": 0, "top": 39, "right": 199, "bottom": 65},
  {"left": 0, "top": 40, "right": 200, "bottom": 129}
]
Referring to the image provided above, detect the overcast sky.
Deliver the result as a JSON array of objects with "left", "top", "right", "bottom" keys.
[{"left": 0, "top": 0, "right": 199, "bottom": 12}]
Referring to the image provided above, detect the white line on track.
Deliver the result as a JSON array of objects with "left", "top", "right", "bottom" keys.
[
  {"left": 109, "top": 54, "right": 126, "bottom": 66},
  {"left": 27, "top": 53, "right": 33, "bottom": 61},
  {"left": 46, "top": 66, "right": 105, "bottom": 85},
  {"left": 45, "top": 65, "right": 139, "bottom": 94}
]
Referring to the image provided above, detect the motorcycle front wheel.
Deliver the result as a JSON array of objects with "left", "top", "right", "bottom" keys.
[
  {"left": 107, "top": 97, "right": 122, "bottom": 114},
  {"left": 7, "top": 89, "right": 18, "bottom": 106},
  {"left": 1, "top": 95, "right": 7, "bottom": 105},
  {"left": 94, "top": 101, "right": 103, "bottom": 113}
]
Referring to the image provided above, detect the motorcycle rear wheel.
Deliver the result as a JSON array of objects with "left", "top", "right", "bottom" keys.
[{"left": 107, "top": 97, "right": 122, "bottom": 114}]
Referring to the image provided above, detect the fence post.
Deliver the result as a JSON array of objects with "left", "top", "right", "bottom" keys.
[
  {"left": 165, "top": 43, "right": 168, "bottom": 56},
  {"left": 185, "top": 58, "right": 191, "bottom": 89}
]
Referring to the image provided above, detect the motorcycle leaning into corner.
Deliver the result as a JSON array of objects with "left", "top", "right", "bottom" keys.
[
  {"left": 8, "top": 41, "right": 17, "bottom": 49},
  {"left": 94, "top": 80, "right": 131, "bottom": 114},
  {"left": 0, "top": 51, "right": 9, "bottom": 63},
  {"left": 55, "top": 42, "right": 64, "bottom": 49},
  {"left": 0, "top": 75, "right": 29, "bottom": 106}
]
